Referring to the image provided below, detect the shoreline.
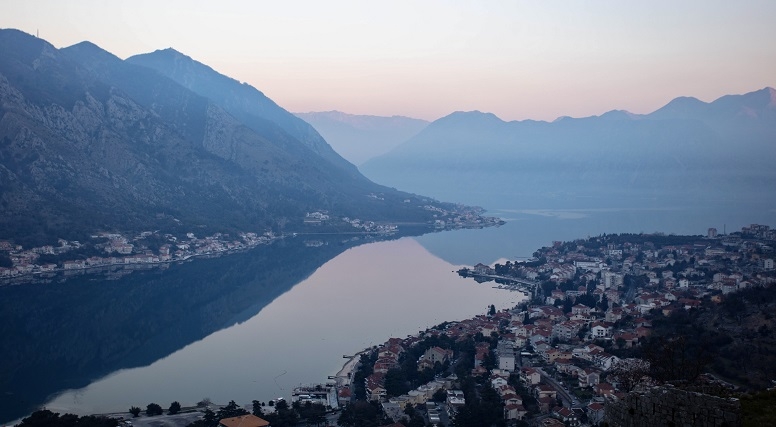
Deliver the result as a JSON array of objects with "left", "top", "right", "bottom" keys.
[{"left": 333, "top": 348, "right": 370, "bottom": 389}]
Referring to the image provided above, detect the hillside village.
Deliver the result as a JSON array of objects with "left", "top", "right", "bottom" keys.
[{"left": 335, "top": 224, "right": 775, "bottom": 426}]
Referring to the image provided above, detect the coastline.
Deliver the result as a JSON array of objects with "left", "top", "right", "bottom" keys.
[{"left": 333, "top": 348, "right": 370, "bottom": 389}]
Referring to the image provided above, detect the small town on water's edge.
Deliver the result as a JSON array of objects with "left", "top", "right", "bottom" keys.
[
  {"left": 11, "top": 221, "right": 776, "bottom": 427},
  {"left": 0, "top": 203, "right": 501, "bottom": 283}
]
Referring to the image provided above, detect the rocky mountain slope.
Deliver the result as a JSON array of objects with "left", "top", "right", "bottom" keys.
[{"left": 0, "top": 29, "right": 445, "bottom": 246}]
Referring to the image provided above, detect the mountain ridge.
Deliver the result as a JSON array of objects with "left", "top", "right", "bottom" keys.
[
  {"left": 0, "top": 29, "right": 451, "bottom": 246},
  {"left": 126, "top": 48, "right": 360, "bottom": 177},
  {"left": 360, "top": 87, "right": 776, "bottom": 207}
]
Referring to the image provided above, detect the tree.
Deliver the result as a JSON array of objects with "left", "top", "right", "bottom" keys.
[
  {"left": 129, "top": 406, "right": 141, "bottom": 417},
  {"left": 168, "top": 401, "right": 181, "bottom": 415},
  {"left": 252, "top": 400, "right": 264, "bottom": 416},
  {"left": 297, "top": 402, "right": 326, "bottom": 427},
  {"left": 384, "top": 368, "right": 410, "bottom": 397},
  {"left": 337, "top": 401, "right": 388, "bottom": 427},
  {"left": 608, "top": 359, "right": 650, "bottom": 392},
  {"left": 203, "top": 408, "right": 217, "bottom": 426},
  {"left": 264, "top": 399, "right": 298, "bottom": 427},
  {"left": 615, "top": 337, "right": 626, "bottom": 349},
  {"left": 217, "top": 400, "right": 248, "bottom": 419},
  {"left": 432, "top": 388, "right": 447, "bottom": 402},
  {"left": 562, "top": 297, "right": 573, "bottom": 314},
  {"left": 488, "top": 304, "right": 496, "bottom": 316},
  {"left": 146, "top": 403, "right": 163, "bottom": 416},
  {"left": 187, "top": 408, "right": 219, "bottom": 427},
  {"left": 598, "top": 294, "right": 610, "bottom": 312},
  {"left": 643, "top": 335, "right": 711, "bottom": 384}
]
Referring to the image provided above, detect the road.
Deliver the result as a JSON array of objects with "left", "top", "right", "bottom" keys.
[{"left": 537, "top": 368, "right": 577, "bottom": 408}]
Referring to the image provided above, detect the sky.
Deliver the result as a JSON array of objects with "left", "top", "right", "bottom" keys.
[{"left": 2, "top": 0, "right": 775, "bottom": 122}]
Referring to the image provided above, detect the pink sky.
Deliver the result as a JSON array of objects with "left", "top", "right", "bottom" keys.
[{"left": 3, "top": 0, "right": 775, "bottom": 121}]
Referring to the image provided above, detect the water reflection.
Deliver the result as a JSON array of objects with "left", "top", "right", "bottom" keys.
[
  {"left": 1, "top": 233, "right": 522, "bottom": 422},
  {"left": 0, "top": 234, "right": 385, "bottom": 423}
]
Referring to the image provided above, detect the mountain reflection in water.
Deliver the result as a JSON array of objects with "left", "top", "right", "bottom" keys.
[
  {"left": 1, "top": 230, "right": 523, "bottom": 423},
  {"left": 0, "top": 234, "right": 389, "bottom": 423}
]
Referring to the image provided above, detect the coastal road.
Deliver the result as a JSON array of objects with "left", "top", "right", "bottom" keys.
[{"left": 538, "top": 368, "right": 576, "bottom": 408}]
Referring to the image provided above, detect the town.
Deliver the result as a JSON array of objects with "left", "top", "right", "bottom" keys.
[
  {"left": 327, "top": 224, "right": 774, "bottom": 426},
  {"left": 10, "top": 223, "right": 774, "bottom": 426}
]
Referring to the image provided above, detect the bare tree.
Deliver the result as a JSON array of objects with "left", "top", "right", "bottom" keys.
[{"left": 608, "top": 358, "right": 651, "bottom": 392}]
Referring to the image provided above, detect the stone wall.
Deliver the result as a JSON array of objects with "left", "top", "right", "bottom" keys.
[{"left": 604, "top": 386, "right": 740, "bottom": 427}]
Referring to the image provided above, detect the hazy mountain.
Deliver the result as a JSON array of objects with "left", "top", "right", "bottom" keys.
[
  {"left": 0, "top": 29, "right": 445, "bottom": 246},
  {"left": 295, "top": 111, "right": 428, "bottom": 165},
  {"left": 360, "top": 89, "right": 776, "bottom": 208},
  {"left": 125, "top": 48, "right": 358, "bottom": 176}
]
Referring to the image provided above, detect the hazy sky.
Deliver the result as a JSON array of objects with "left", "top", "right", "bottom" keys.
[{"left": 3, "top": 0, "right": 775, "bottom": 121}]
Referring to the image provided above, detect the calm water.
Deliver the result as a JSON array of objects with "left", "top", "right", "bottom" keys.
[
  {"left": 10, "top": 236, "right": 522, "bottom": 422},
  {"left": 3, "top": 197, "right": 775, "bottom": 423}
]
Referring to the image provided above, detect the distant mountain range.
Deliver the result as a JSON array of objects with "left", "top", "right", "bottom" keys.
[
  {"left": 295, "top": 111, "right": 428, "bottom": 165},
  {"left": 0, "top": 29, "right": 447, "bottom": 246},
  {"left": 360, "top": 88, "right": 776, "bottom": 208}
]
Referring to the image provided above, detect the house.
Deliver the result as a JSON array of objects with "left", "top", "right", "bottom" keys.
[
  {"left": 605, "top": 307, "right": 623, "bottom": 323},
  {"left": 219, "top": 415, "right": 270, "bottom": 427},
  {"left": 537, "top": 396, "right": 556, "bottom": 413},
  {"left": 595, "top": 383, "right": 616, "bottom": 398},
  {"left": 504, "top": 403, "right": 528, "bottom": 420},
  {"left": 520, "top": 367, "right": 541, "bottom": 386},
  {"left": 365, "top": 373, "right": 386, "bottom": 401},
  {"left": 571, "top": 304, "right": 592, "bottom": 316},
  {"left": 473, "top": 343, "right": 490, "bottom": 368},
  {"left": 593, "top": 353, "right": 620, "bottom": 371},
  {"left": 590, "top": 321, "right": 612, "bottom": 338},
  {"left": 491, "top": 376, "right": 508, "bottom": 389},
  {"left": 418, "top": 346, "right": 453, "bottom": 371},
  {"left": 446, "top": 390, "right": 466, "bottom": 416},
  {"left": 613, "top": 332, "right": 639, "bottom": 348},
  {"left": 587, "top": 402, "right": 606, "bottom": 424},
  {"left": 338, "top": 386, "right": 352, "bottom": 405},
  {"left": 572, "top": 343, "right": 604, "bottom": 361},
  {"left": 497, "top": 341, "right": 515, "bottom": 371},
  {"left": 578, "top": 368, "right": 600, "bottom": 388},
  {"left": 553, "top": 406, "right": 579, "bottom": 426},
  {"left": 555, "top": 362, "right": 581, "bottom": 377},
  {"left": 500, "top": 391, "right": 522, "bottom": 407},
  {"left": 543, "top": 348, "right": 562, "bottom": 364},
  {"left": 534, "top": 384, "right": 557, "bottom": 400},
  {"left": 473, "top": 263, "right": 494, "bottom": 275},
  {"left": 552, "top": 320, "right": 584, "bottom": 341}
]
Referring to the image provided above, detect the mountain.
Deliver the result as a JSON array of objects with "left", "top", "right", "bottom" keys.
[
  {"left": 295, "top": 111, "right": 428, "bottom": 165},
  {"left": 360, "top": 89, "right": 776, "bottom": 208},
  {"left": 125, "top": 48, "right": 358, "bottom": 176},
  {"left": 0, "top": 29, "right": 446, "bottom": 246}
]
